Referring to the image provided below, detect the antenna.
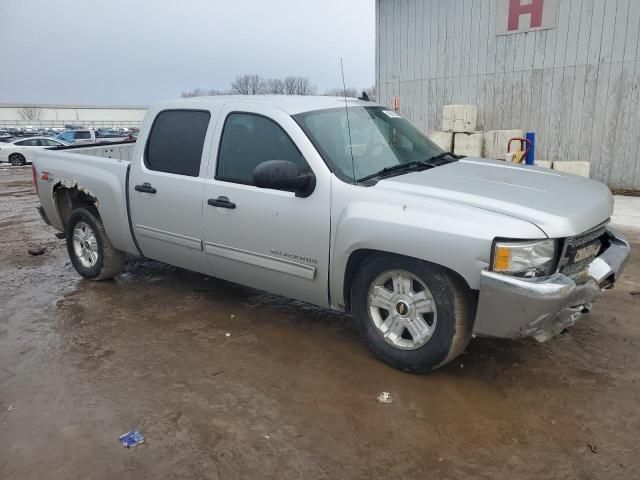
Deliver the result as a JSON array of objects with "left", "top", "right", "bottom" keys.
[{"left": 340, "top": 58, "right": 356, "bottom": 182}]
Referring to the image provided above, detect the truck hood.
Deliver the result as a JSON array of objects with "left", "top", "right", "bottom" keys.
[{"left": 375, "top": 157, "right": 613, "bottom": 238}]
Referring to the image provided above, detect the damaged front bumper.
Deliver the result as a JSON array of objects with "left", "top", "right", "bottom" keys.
[{"left": 473, "top": 229, "right": 630, "bottom": 342}]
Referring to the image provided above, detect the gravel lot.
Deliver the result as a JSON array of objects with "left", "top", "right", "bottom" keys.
[{"left": 1, "top": 166, "right": 639, "bottom": 479}]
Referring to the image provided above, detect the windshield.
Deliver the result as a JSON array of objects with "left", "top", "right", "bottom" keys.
[{"left": 294, "top": 106, "right": 446, "bottom": 182}]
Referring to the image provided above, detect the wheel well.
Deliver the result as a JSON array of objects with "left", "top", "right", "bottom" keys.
[
  {"left": 54, "top": 186, "right": 98, "bottom": 228},
  {"left": 342, "top": 249, "right": 474, "bottom": 313}
]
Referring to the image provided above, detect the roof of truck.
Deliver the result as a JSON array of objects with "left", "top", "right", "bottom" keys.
[{"left": 155, "top": 95, "right": 380, "bottom": 115}]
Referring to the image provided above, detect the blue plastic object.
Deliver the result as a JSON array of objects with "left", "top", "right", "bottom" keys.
[
  {"left": 119, "top": 430, "right": 144, "bottom": 448},
  {"left": 525, "top": 132, "right": 536, "bottom": 165}
]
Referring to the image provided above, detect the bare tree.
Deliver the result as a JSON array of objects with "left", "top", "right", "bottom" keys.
[
  {"left": 181, "top": 88, "right": 207, "bottom": 98},
  {"left": 182, "top": 74, "right": 317, "bottom": 97},
  {"left": 264, "top": 78, "right": 285, "bottom": 95},
  {"left": 323, "top": 87, "right": 359, "bottom": 98},
  {"left": 231, "top": 74, "right": 265, "bottom": 95},
  {"left": 181, "top": 88, "right": 228, "bottom": 97},
  {"left": 17, "top": 105, "right": 42, "bottom": 121},
  {"left": 283, "top": 76, "right": 317, "bottom": 95}
]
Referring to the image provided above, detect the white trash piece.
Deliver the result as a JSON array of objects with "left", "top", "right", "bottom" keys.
[
  {"left": 377, "top": 392, "right": 393, "bottom": 404},
  {"left": 427, "top": 131, "right": 453, "bottom": 152},
  {"left": 453, "top": 132, "right": 484, "bottom": 157},
  {"left": 552, "top": 161, "right": 590, "bottom": 177},
  {"left": 442, "top": 105, "right": 478, "bottom": 133},
  {"left": 483, "top": 130, "right": 524, "bottom": 160}
]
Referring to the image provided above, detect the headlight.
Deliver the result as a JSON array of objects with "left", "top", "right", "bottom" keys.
[{"left": 492, "top": 239, "right": 557, "bottom": 277}]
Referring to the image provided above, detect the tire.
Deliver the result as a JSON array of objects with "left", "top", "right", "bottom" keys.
[
  {"left": 65, "top": 207, "right": 125, "bottom": 280},
  {"left": 351, "top": 254, "right": 474, "bottom": 373},
  {"left": 9, "top": 153, "right": 26, "bottom": 166}
]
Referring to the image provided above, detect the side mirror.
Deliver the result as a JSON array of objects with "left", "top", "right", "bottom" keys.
[{"left": 252, "top": 160, "right": 316, "bottom": 198}]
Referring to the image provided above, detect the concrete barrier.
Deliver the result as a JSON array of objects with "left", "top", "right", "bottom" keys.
[
  {"left": 453, "top": 132, "right": 484, "bottom": 157},
  {"left": 483, "top": 130, "right": 524, "bottom": 160},
  {"left": 552, "top": 161, "right": 590, "bottom": 177},
  {"left": 442, "top": 105, "right": 478, "bottom": 133},
  {"left": 534, "top": 160, "right": 553, "bottom": 169},
  {"left": 427, "top": 131, "right": 453, "bottom": 152}
]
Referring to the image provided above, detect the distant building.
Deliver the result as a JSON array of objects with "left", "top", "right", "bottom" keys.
[
  {"left": 376, "top": 0, "right": 640, "bottom": 190},
  {"left": 0, "top": 103, "right": 147, "bottom": 129}
]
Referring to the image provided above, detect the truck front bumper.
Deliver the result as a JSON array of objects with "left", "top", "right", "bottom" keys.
[{"left": 473, "top": 229, "right": 631, "bottom": 341}]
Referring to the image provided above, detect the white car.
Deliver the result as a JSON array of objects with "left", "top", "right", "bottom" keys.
[{"left": 0, "top": 137, "right": 68, "bottom": 166}]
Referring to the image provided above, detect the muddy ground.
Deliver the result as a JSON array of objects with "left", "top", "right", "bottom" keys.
[{"left": 1, "top": 166, "right": 639, "bottom": 479}]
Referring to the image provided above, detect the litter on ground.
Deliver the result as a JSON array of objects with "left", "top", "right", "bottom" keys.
[
  {"left": 377, "top": 392, "right": 393, "bottom": 404},
  {"left": 119, "top": 430, "right": 145, "bottom": 448}
]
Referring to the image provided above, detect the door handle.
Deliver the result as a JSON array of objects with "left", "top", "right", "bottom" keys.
[
  {"left": 208, "top": 196, "right": 236, "bottom": 209},
  {"left": 134, "top": 182, "right": 157, "bottom": 194}
]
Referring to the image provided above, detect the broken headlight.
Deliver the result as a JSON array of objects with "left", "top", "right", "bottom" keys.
[{"left": 492, "top": 239, "right": 557, "bottom": 277}]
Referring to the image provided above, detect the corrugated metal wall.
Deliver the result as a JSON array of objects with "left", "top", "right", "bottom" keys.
[{"left": 376, "top": 0, "right": 640, "bottom": 190}]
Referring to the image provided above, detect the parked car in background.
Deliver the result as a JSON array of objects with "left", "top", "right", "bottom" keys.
[
  {"left": 21, "top": 126, "right": 38, "bottom": 136},
  {"left": 0, "top": 136, "right": 68, "bottom": 165},
  {"left": 96, "top": 128, "right": 129, "bottom": 140},
  {"left": 31, "top": 96, "right": 630, "bottom": 373},
  {"left": 56, "top": 130, "right": 93, "bottom": 145},
  {"left": 56, "top": 129, "right": 128, "bottom": 145},
  {"left": 6, "top": 127, "right": 22, "bottom": 137}
]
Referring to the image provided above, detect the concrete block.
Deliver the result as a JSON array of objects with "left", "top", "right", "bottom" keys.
[
  {"left": 483, "top": 130, "right": 524, "bottom": 160},
  {"left": 453, "top": 132, "right": 484, "bottom": 157},
  {"left": 534, "top": 160, "right": 552, "bottom": 169},
  {"left": 552, "top": 161, "right": 591, "bottom": 177},
  {"left": 428, "top": 130, "right": 453, "bottom": 152},
  {"left": 442, "top": 105, "right": 478, "bottom": 133}
]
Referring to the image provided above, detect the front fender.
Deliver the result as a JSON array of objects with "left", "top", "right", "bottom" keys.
[{"left": 329, "top": 178, "right": 546, "bottom": 310}]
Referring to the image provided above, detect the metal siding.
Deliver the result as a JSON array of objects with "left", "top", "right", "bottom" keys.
[{"left": 376, "top": 0, "right": 640, "bottom": 189}]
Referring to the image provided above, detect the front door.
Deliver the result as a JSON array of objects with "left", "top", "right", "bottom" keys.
[
  {"left": 129, "top": 108, "right": 215, "bottom": 275},
  {"left": 202, "top": 105, "right": 331, "bottom": 307}
]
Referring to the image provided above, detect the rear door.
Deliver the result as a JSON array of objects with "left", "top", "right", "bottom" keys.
[
  {"left": 129, "top": 108, "right": 218, "bottom": 275},
  {"left": 202, "top": 104, "right": 331, "bottom": 307}
]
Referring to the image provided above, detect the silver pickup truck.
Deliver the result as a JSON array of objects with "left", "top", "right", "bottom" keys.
[{"left": 32, "top": 96, "right": 630, "bottom": 373}]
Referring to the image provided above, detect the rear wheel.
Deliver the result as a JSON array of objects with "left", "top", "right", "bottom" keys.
[
  {"left": 65, "top": 207, "right": 124, "bottom": 280},
  {"left": 352, "top": 254, "right": 474, "bottom": 373},
  {"left": 9, "top": 153, "right": 26, "bottom": 166}
]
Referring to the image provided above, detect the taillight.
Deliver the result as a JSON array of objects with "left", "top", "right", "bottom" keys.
[{"left": 31, "top": 165, "right": 39, "bottom": 194}]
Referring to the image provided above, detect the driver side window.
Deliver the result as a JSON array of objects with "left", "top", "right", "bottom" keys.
[{"left": 216, "top": 113, "right": 309, "bottom": 185}]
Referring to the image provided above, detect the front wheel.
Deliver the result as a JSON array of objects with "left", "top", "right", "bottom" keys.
[
  {"left": 351, "top": 254, "right": 474, "bottom": 373},
  {"left": 65, "top": 207, "right": 125, "bottom": 280}
]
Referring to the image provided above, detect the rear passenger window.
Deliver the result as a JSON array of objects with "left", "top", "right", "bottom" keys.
[
  {"left": 216, "top": 113, "right": 309, "bottom": 184},
  {"left": 145, "top": 110, "right": 210, "bottom": 177},
  {"left": 76, "top": 131, "right": 91, "bottom": 140}
]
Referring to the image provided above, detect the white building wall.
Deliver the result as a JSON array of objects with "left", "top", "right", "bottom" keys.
[
  {"left": 376, "top": 0, "right": 640, "bottom": 190},
  {"left": 0, "top": 104, "right": 147, "bottom": 128}
]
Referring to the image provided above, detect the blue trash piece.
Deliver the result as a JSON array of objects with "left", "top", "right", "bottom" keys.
[{"left": 119, "top": 430, "right": 144, "bottom": 448}]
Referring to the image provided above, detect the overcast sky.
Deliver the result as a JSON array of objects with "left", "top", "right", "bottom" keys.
[{"left": 0, "top": 0, "right": 374, "bottom": 106}]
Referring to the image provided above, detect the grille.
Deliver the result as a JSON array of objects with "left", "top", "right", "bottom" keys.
[
  {"left": 560, "top": 225, "right": 608, "bottom": 275},
  {"left": 567, "top": 226, "right": 607, "bottom": 248}
]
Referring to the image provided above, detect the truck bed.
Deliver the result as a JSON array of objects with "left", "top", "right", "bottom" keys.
[
  {"left": 59, "top": 142, "right": 136, "bottom": 161},
  {"left": 32, "top": 143, "right": 139, "bottom": 256}
]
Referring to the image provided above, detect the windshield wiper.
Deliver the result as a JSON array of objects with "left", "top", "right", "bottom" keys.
[
  {"left": 358, "top": 160, "right": 430, "bottom": 182},
  {"left": 358, "top": 152, "right": 460, "bottom": 183},
  {"left": 425, "top": 151, "right": 463, "bottom": 165}
]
